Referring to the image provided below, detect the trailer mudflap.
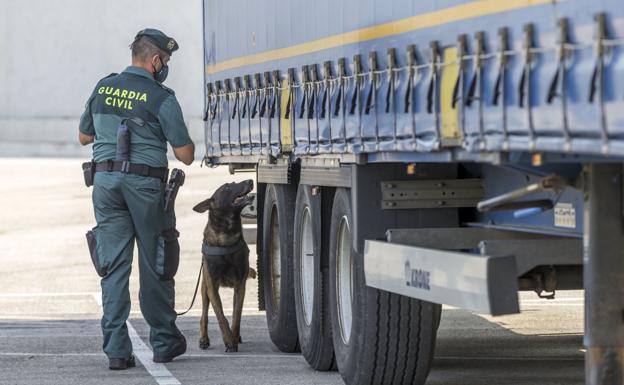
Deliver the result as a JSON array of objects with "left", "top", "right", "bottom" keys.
[{"left": 364, "top": 240, "right": 519, "bottom": 316}]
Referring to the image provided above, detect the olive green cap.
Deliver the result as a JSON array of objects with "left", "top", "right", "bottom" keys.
[{"left": 134, "top": 28, "right": 179, "bottom": 55}]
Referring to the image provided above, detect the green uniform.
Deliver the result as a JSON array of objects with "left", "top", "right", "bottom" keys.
[{"left": 80, "top": 66, "right": 192, "bottom": 360}]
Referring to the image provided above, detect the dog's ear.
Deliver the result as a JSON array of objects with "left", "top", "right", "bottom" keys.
[{"left": 193, "top": 198, "right": 213, "bottom": 213}]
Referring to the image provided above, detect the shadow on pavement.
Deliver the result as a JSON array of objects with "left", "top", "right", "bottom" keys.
[{"left": 431, "top": 309, "right": 584, "bottom": 385}]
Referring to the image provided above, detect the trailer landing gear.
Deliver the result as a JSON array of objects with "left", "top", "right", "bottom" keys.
[{"left": 584, "top": 164, "right": 624, "bottom": 385}]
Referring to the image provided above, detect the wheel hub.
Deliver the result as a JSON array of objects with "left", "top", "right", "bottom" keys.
[
  {"left": 299, "top": 207, "right": 315, "bottom": 326},
  {"left": 336, "top": 216, "right": 353, "bottom": 344},
  {"left": 269, "top": 205, "right": 281, "bottom": 311}
]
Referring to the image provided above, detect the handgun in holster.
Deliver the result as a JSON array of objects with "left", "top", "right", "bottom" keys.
[{"left": 164, "top": 168, "right": 185, "bottom": 212}]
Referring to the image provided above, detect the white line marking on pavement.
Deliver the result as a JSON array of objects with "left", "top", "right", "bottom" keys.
[
  {"left": 521, "top": 297, "right": 583, "bottom": 303},
  {"left": 92, "top": 293, "right": 182, "bottom": 385},
  {"left": 0, "top": 291, "right": 264, "bottom": 316},
  {"left": 442, "top": 297, "right": 584, "bottom": 311},
  {"left": 0, "top": 315, "right": 97, "bottom": 320},
  {"left": 0, "top": 292, "right": 100, "bottom": 298},
  {"left": 91, "top": 293, "right": 101, "bottom": 306},
  {"left": 0, "top": 352, "right": 103, "bottom": 357},
  {"left": 134, "top": 309, "right": 265, "bottom": 316},
  {"left": 435, "top": 355, "right": 584, "bottom": 362},
  {"left": 127, "top": 322, "right": 182, "bottom": 385},
  {"left": 523, "top": 303, "right": 584, "bottom": 307}
]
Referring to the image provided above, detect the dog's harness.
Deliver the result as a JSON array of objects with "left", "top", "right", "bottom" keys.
[{"left": 201, "top": 238, "right": 246, "bottom": 258}]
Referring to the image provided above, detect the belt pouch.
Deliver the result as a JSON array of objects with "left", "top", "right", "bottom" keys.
[{"left": 82, "top": 160, "right": 95, "bottom": 187}]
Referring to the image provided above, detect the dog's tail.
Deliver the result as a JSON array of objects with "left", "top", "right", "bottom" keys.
[{"left": 248, "top": 268, "right": 257, "bottom": 279}]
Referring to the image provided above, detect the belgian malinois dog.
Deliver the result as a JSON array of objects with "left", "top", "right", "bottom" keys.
[{"left": 193, "top": 180, "right": 256, "bottom": 352}]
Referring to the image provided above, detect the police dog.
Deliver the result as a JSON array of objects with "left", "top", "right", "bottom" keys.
[{"left": 193, "top": 180, "right": 256, "bottom": 353}]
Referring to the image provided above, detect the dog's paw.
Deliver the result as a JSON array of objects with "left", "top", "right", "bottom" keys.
[
  {"left": 224, "top": 345, "right": 238, "bottom": 353},
  {"left": 199, "top": 338, "right": 210, "bottom": 350}
]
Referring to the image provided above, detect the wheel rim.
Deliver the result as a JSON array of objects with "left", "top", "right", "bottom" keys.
[
  {"left": 336, "top": 215, "right": 353, "bottom": 344},
  {"left": 299, "top": 207, "right": 315, "bottom": 326},
  {"left": 269, "top": 204, "right": 281, "bottom": 312}
]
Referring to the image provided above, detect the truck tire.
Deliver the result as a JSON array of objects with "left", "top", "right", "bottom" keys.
[
  {"left": 262, "top": 183, "right": 300, "bottom": 353},
  {"left": 328, "top": 188, "right": 442, "bottom": 385},
  {"left": 293, "top": 185, "right": 336, "bottom": 370}
]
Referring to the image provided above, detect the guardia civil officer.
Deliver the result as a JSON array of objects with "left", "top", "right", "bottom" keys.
[{"left": 78, "top": 29, "right": 194, "bottom": 370}]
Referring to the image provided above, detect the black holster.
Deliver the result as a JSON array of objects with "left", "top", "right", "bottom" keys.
[
  {"left": 158, "top": 227, "right": 180, "bottom": 280},
  {"left": 82, "top": 160, "right": 96, "bottom": 187},
  {"left": 86, "top": 228, "right": 107, "bottom": 277}
]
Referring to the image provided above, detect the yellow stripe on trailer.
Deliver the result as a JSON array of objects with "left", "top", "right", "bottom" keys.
[
  {"left": 206, "top": 0, "right": 555, "bottom": 75},
  {"left": 280, "top": 85, "right": 293, "bottom": 151},
  {"left": 440, "top": 47, "right": 461, "bottom": 146}
]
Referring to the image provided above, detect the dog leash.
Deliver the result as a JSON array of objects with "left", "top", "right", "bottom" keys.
[
  {"left": 176, "top": 239, "right": 246, "bottom": 316},
  {"left": 176, "top": 261, "right": 203, "bottom": 316}
]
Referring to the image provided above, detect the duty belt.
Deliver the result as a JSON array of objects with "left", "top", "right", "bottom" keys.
[{"left": 94, "top": 160, "right": 168, "bottom": 182}]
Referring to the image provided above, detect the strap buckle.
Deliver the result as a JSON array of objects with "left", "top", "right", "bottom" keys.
[{"left": 120, "top": 161, "right": 131, "bottom": 173}]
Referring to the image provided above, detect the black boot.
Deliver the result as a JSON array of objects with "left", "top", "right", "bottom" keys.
[
  {"left": 109, "top": 354, "right": 136, "bottom": 370},
  {"left": 153, "top": 336, "right": 187, "bottom": 363}
]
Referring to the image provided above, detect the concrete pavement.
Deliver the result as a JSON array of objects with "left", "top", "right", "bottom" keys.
[{"left": 0, "top": 158, "right": 584, "bottom": 384}]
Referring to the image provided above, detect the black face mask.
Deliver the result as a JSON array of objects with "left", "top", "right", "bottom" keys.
[{"left": 154, "top": 57, "right": 169, "bottom": 83}]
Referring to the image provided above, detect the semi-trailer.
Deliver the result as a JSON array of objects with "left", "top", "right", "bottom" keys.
[{"left": 202, "top": 1, "right": 624, "bottom": 384}]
